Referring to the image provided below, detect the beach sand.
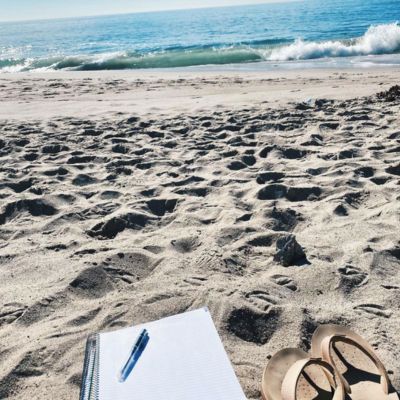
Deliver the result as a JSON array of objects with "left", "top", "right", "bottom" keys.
[{"left": 0, "top": 68, "right": 399, "bottom": 399}]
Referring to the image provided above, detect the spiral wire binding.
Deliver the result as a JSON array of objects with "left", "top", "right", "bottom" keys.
[{"left": 80, "top": 334, "right": 100, "bottom": 400}]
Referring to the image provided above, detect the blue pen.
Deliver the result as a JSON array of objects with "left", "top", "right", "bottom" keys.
[{"left": 118, "top": 328, "right": 150, "bottom": 383}]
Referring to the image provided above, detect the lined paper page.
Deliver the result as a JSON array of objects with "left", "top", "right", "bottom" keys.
[{"left": 98, "top": 308, "right": 246, "bottom": 400}]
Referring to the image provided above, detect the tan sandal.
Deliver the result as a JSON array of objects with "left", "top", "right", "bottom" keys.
[
  {"left": 311, "top": 324, "right": 399, "bottom": 400},
  {"left": 261, "top": 348, "right": 345, "bottom": 400}
]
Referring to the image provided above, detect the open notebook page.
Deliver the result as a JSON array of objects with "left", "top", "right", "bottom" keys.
[{"left": 98, "top": 308, "right": 246, "bottom": 400}]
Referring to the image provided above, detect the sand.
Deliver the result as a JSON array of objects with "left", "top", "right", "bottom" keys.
[{"left": 0, "top": 68, "right": 399, "bottom": 399}]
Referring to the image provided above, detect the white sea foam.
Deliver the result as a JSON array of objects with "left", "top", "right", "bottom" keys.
[{"left": 268, "top": 23, "right": 400, "bottom": 61}]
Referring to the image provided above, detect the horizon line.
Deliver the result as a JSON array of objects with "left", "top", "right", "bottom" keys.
[{"left": 0, "top": 0, "right": 299, "bottom": 24}]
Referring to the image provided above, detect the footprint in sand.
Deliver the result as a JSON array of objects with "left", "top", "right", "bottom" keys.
[
  {"left": 263, "top": 207, "right": 302, "bottom": 232},
  {"left": 146, "top": 198, "right": 178, "bottom": 216},
  {"left": 101, "top": 251, "right": 160, "bottom": 282},
  {"left": 72, "top": 174, "right": 98, "bottom": 186},
  {"left": 354, "top": 166, "right": 375, "bottom": 178},
  {"left": 278, "top": 147, "right": 308, "bottom": 160},
  {"left": 245, "top": 290, "right": 281, "bottom": 312},
  {"left": 67, "top": 307, "right": 101, "bottom": 327},
  {"left": 174, "top": 186, "right": 209, "bottom": 197},
  {"left": 370, "top": 176, "right": 391, "bottom": 185},
  {"left": 385, "top": 163, "right": 400, "bottom": 176},
  {"left": 227, "top": 160, "right": 248, "bottom": 170},
  {"left": 270, "top": 274, "right": 298, "bottom": 291},
  {"left": 0, "top": 198, "right": 58, "bottom": 225},
  {"left": 87, "top": 211, "right": 157, "bottom": 239},
  {"left": 43, "top": 166, "right": 69, "bottom": 176},
  {"left": 69, "top": 266, "right": 113, "bottom": 298},
  {"left": 171, "top": 235, "right": 200, "bottom": 253},
  {"left": 337, "top": 265, "right": 369, "bottom": 292},
  {"left": 0, "top": 303, "right": 27, "bottom": 326},
  {"left": 256, "top": 171, "right": 285, "bottom": 184},
  {"left": 354, "top": 304, "right": 392, "bottom": 319},
  {"left": 257, "top": 184, "right": 322, "bottom": 202},
  {"left": 41, "top": 143, "right": 69, "bottom": 154},
  {"left": 371, "top": 247, "right": 400, "bottom": 276},
  {"left": 0, "top": 348, "right": 51, "bottom": 398},
  {"left": 2, "top": 178, "right": 34, "bottom": 193},
  {"left": 182, "top": 276, "right": 208, "bottom": 287},
  {"left": 227, "top": 304, "right": 281, "bottom": 345},
  {"left": 342, "top": 190, "right": 368, "bottom": 209}
]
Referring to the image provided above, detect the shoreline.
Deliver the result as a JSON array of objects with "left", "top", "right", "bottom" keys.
[{"left": 1, "top": 54, "right": 400, "bottom": 76}]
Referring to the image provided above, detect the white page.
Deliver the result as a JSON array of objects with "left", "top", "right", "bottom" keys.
[{"left": 98, "top": 308, "right": 246, "bottom": 400}]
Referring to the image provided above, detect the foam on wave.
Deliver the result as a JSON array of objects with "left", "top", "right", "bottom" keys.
[{"left": 268, "top": 23, "right": 400, "bottom": 61}]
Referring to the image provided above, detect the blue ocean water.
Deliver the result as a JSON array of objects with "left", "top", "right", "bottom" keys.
[{"left": 0, "top": 0, "right": 399, "bottom": 72}]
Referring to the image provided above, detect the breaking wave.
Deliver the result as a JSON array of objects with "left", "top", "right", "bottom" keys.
[
  {"left": 1, "top": 23, "right": 399, "bottom": 72},
  {"left": 269, "top": 22, "right": 400, "bottom": 61}
]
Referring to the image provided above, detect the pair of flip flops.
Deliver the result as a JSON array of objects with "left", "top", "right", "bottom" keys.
[{"left": 261, "top": 324, "right": 398, "bottom": 400}]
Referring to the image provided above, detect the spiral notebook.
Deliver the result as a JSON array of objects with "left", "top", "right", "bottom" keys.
[{"left": 80, "top": 308, "right": 246, "bottom": 400}]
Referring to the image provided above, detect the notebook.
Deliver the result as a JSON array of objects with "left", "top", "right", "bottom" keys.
[{"left": 80, "top": 308, "right": 246, "bottom": 400}]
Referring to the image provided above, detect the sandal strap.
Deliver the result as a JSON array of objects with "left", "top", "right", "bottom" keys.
[
  {"left": 321, "top": 334, "right": 390, "bottom": 395},
  {"left": 281, "top": 358, "right": 345, "bottom": 400}
]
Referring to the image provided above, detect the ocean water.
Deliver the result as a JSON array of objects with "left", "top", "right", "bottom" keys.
[{"left": 0, "top": 0, "right": 399, "bottom": 72}]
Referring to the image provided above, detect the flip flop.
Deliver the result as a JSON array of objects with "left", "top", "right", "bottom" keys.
[
  {"left": 311, "top": 324, "right": 399, "bottom": 400},
  {"left": 261, "top": 348, "right": 345, "bottom": 400}
]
